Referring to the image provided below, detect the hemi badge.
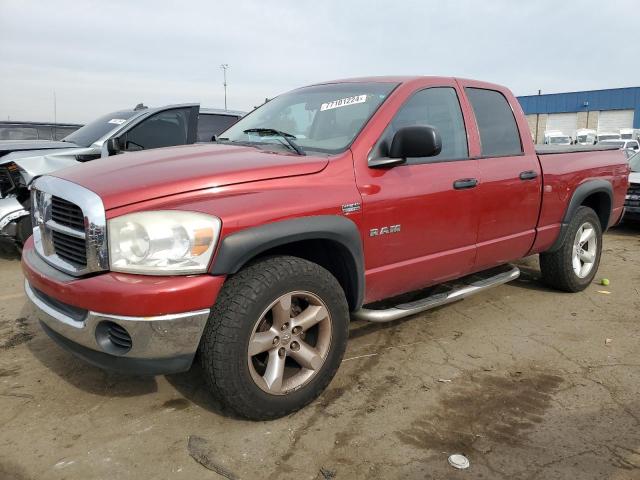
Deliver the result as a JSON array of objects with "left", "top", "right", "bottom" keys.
[{"left": 342, "top": 202, "right": 361, "bottom": 214}]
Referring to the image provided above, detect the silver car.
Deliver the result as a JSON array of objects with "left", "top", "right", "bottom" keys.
[{"left": 0, "top": 104, "right": 244, "bottom": 246}]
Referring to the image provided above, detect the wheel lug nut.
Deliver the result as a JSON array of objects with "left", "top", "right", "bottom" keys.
[
  {"left": 278, "top": 347, "right": 286, "bottom": 357},
  {"left": 292, "top": 326, "right": 302, "bottom": 335},
  {"left": 290, "top": 341, "right": 300, "bottom": 351},
  {"left": 281, "top": 322, "right": 290, "bottom": 331},
  {"left": 273, "top": 336, "right": 280, "bottom": 345}
]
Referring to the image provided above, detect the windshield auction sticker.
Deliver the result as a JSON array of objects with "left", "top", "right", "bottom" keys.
[
  {"left": 108, "top": 119, "right": 127, "bottom": 125},
  {"left": 320, "top": 95, "right": 367, "bottom": 111}
]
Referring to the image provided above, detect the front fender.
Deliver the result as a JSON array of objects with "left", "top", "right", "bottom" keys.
[{"left": 210, "top": 215, "right": 365, "bottom": 309}]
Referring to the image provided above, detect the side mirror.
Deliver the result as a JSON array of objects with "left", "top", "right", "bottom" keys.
[
  {"left": 106, "top": 136, "right": 123, "bottom": 155},
  {"left": 390, "top": 125, "right": 442, "bottom": 159}
]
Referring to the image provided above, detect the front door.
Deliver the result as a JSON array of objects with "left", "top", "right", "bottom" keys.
[{"left": 353, "top": 81, "right": 480, "bottom": 303}]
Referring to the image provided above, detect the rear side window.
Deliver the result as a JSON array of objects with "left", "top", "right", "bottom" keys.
[
  {"left": 198, "top": 114, "right": 240, "bottom": 142},
  {"left": 386, "top": 87, "right": 468, "bottom": 163},
  {"left": 465, "top": 88, "right": 522, "bottom": 157}
]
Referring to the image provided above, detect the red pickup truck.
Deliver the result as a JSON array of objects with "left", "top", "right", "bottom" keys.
[{"left": 22, "top": 76, "right": 629, "bottom": 420}]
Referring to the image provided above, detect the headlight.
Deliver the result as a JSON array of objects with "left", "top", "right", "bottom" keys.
[{"left": 108, "top": 211, "right": 221, "bottom": 275}]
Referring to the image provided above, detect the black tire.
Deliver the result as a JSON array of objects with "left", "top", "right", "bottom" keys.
[
  {"left": 199, "top": 255, "right": 349, "bottom": 420},
  {"left": 540, "top": 206, "right": 603, "bottom": 292}
]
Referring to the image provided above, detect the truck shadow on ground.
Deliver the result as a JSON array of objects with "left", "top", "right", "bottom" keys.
[{"left": 166, "top": 364, "right": 242, "bottom": 419}]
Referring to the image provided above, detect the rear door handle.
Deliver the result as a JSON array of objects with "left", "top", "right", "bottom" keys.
[
  {"left": 453, "top": 178, "right": 478, "bottom": 190},
  {"left": 519, "top": 170, "right": 539, "bottom": 180}
]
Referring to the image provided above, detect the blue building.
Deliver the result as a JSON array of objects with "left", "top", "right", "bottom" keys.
[{"left": 517, "top": 87, "right": 640, "bottom": 144}]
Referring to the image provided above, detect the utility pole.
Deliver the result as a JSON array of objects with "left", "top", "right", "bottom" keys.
[
  {"left": 53, "top": 90, "right": 57, "bottom": 138},
  {"left": 220, "top": 64, "right": 229, "bottom": 110}
]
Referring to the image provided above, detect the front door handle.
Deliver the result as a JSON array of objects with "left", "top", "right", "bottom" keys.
[
  {"left": 519, "top": 170, "right": 539, "bottom": 180},
  {"left": 453, "top": 178, "right": 478, "bottom": 190}
]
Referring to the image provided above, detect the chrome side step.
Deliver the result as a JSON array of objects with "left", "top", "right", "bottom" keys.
[{"left": 352, "top": 265, "right": 520, "bottom": 323}]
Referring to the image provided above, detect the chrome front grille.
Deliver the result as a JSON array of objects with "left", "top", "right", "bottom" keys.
[
  {"left": 625, "top": 183, "right": 640, "bottom": 209},
  {"left": 31, "top": 176, "right": 108, "bottom": 276},
  {"left": 51, "top": 196, "right": 85, "bottom": 229},
  {"left": 51, "top": 229, "right": 87, "bottom": 266}
]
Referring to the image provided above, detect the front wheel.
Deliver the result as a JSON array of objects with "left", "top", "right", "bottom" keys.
[
  {"left": 540, "top": 206, "right": 603, "bottom": 292},
  {"left": 199, "top": 256, "right": 349, "bottom": 420}
]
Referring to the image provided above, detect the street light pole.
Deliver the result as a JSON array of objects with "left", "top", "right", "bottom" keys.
[{"left": 220, "top": 64, "right": 229, "bottom": 110}]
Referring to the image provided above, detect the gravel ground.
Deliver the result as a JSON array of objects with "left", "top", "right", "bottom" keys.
[{"left": 0, "top": 225, "right": 639, "bottom": 480}]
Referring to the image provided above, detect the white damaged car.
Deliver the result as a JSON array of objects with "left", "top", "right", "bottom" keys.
[{"left": 0, "top": 104, "right": 243, "bottom": 247}]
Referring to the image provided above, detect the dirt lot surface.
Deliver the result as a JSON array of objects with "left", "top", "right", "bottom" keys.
[{"left": 1, "top": 226, "right": 639, "bottom": 480}]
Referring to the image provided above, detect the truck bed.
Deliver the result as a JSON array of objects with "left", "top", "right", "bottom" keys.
[{"left": 535, "top": 144, "right": 619, "bottom": 155}]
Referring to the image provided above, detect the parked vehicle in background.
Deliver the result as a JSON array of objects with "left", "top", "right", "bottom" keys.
[
  {"left": 0, "top": 121, "right": 82, "bottom": 141},
  {"left": 599, "top": 139, "right": 640, "bottom": 152},
  {"left": 597, "top": 132, "right": 621, "bottom": 142},
  {"left": 576, "top": 128, "right": 597, "bottom": 145},
  {"left": 544, "top": 130, "right": 572, "bottom": 145},
  {"left": 0, "top": 104, "right": 244, "bottom": 247},
  {"left": 22, "top": 76, "right": 629, "bottom": 420},
  {"left": 624, "top": 151, "right": 640, "bottom": 222},
  {"left": 619, "top": 128, "right": 637, "bottom": 140}
]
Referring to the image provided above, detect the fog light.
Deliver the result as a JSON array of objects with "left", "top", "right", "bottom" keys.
[{"left": 95, "top": 321, "right": 132, "bottom": 355}]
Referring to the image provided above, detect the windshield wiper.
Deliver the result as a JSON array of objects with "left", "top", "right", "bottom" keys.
[{"left": 243, "top": 128, "right": 305, "bottom": 155}]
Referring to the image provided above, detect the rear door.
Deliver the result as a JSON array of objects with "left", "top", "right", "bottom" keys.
[
  {"left": 353, "top": 79, "right": 480, "bottom": 302},
  {"left": 119, "top": 105, "right": 199, "bottom": 152},
  {"left": 459, "top": 81, "right": 542, "bottom": 269}
]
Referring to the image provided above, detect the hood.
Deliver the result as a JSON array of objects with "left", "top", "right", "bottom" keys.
[
  {"left": 0, "top": 140, "right": 75, "bottom": 156},
  {"left": 630, "top": 171, "right": 640, "bottom": 184},
  {"left": 0, "top": 145, "right": 91, "bottom": 185},
  {"left": 54, "top": 143, "right": 329, "bottom": 210}
]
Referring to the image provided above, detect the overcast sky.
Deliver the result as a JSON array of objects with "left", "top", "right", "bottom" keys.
[{"left": 1, "top": 0, "right": 637, "bottom": 123}]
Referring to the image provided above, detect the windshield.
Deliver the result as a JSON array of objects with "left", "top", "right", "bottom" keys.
[
  {"left": 218, "top": 82, "right": 397, "bottom": 154},
  {"left": 549, "top": 136, "right": 570, "bottom": 144},
  {"left": 630, "top": 152, "right": 640, "bottom": 172},
  {"left": 62, "top": 110, "right": 137, "bottom": 147},
  {"left": 598, "top": 134, "right": 620, "bottom": 141}
]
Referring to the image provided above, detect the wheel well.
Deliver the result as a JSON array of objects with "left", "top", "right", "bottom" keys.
[
  {"left": 581, "top": 192, "right": 611, "bottom": 229},
  {"left": 248, "top": 239, "right": 359, "bottom": 311}
]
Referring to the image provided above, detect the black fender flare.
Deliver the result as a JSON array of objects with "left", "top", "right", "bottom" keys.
[
  {"left": 547, "top": 179, "right": 613, "bottom": 252},
  {"left": 210, "top": 215, "right": 365, "bottom": 309}
]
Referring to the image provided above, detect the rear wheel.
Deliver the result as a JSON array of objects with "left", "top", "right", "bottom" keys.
[
  {"left": 199, "top": 256, "right": 349, "bottom": 420},
  {"left": 540, "top": 206, "right": 602, "bottom": 292}
]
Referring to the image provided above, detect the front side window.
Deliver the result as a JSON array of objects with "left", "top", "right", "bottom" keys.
[
  {"left": 218, "top": 82, "right": 397, "bottom": 155},
  {"left": 465, "top": 88, "right": 523, "bottom": 157},
  {"left": 382, "top": 87, "right": 468, "bottom": 163},
  {"left": 125, "top": 108, "right": 191, "bottom": 151},
  {"left": 627, "top": 141, "right": 639, "bottom": 150}
]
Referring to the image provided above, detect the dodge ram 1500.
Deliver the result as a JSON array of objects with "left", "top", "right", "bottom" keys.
[{"left": 22, "top": 76, "right": 629, "bottom": 420}]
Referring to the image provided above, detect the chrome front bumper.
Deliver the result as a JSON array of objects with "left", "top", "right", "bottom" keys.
[{"left": 25, "top": 280, "right": 210, "bottom": 374}]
